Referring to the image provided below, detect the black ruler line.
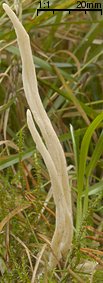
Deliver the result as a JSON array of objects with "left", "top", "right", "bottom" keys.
[{"left": 37, "top": 8, "right": 102, "bottom": 16}]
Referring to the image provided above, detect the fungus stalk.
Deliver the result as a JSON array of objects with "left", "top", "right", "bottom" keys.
[{"left": 3, "top": 3, "right": 73, "bottom": 267}]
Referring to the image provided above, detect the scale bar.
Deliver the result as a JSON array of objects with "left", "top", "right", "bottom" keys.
[{"left": 37, "top": 8, "right": 102, "bottom": 16}]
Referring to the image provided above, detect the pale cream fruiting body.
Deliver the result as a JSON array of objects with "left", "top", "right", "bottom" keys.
[{"left": 3, "top": 3, "right": 73, "bottom": 267}]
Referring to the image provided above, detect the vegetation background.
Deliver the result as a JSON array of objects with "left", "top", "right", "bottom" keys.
[{"left": 0, "top": 0, "right": 103, "bottom": 282}]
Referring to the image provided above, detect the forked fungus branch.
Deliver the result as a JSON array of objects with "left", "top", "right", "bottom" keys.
[{"left": 3, "top": 3, "right": 73, "bottom": 267}]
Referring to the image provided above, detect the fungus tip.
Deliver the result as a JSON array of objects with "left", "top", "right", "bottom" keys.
[
  {"left": 3, "top": 3, "right": 9, "bottom": 12},
  {"left": 27, "top": 109, "right": 31, "bottom": 118}
]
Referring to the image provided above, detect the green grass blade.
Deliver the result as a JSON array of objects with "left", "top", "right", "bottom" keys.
[
  {"left": 0, "top": 148, "right": 35, "bottom": 170},
  {"left": 86, "top": 130, "right": 103, "bottom": 178},
  {"left": 83, "top": 180, "right": 103, "bottom": 197},
  {"left": 75, "top": 19, "right": 103, "bottom": 58},
  {"left": 76, "top": 112, "right": 103, "bottom": 231}
]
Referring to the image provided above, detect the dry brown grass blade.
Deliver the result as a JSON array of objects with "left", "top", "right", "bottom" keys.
[
  {"left": 37, "top": 232, "right": 62, "bottom": 271},
  {"left": 5, "top": 222, "right": 10, "bottom": 263},
  {"left": 31, "top": 244, "right": 47, "bottom": 283},
  {"left": 85, "top": 236, "right": 103, "bottom": 243},
  {"left": 53, "top": 64, "right": 90, "bottom": 126},
  {"left": 0, "top": 39, "right": 17, "bottom": 52},
  {"left": 85, "top": 225, "right": 103, "bottom": 236},
  {"left": 55, "top": 50, "right": 81, "bottom": 75},
  {"left": 0, "top": 204, "right": 31, "bottom": 232},
  {"left": 22, "top": 161, "right": 37, "bottom": 186},
  {"left": 80, "top": 247, "right": 103, "bottom": 256},
  {"left": 0, "top": 140, "right": 18, "bottom": 150},
  {"left": 67, "top": 266, "right": 84, "bottom": 283},
  {"left": 11, "top": 232, "right": 33, "bottom": 272}
]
